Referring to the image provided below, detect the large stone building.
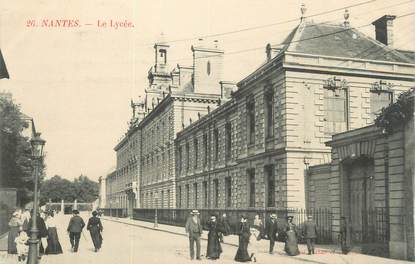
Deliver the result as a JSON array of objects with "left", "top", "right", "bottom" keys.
[
  {"left": 174, "top": 14, "right": 414, "bottom": 210},
  {"left": 109, "top": 40, "right": 235, "bottom": 210}
]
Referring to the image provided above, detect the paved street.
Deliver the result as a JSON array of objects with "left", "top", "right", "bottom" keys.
[{"left": 1, "top": 212, "right": 413, "bottom": 264}]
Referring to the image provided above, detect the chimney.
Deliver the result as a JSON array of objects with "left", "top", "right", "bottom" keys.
[{"left": 372, "top": 15, "right": 396, "bottom": 47}]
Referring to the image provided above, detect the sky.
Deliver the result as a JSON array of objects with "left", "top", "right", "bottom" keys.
[{"left": 0, "top": 0, "right": 414, "bottom": 181}]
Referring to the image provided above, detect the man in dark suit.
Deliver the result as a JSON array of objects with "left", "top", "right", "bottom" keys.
[
  {"left": 67, "top": 209, "right": 85, "bottom": 252},
  {"left": 303, "top": 215, "right": 318, "bottom": 254},
  {"left": 185, "top": 210, "right": 203, "bottom": 260},
  {"left": 265, "top": 213, "right": 279, "bottom": 254}
]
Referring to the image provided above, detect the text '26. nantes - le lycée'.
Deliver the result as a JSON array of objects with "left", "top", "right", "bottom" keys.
[{"left": 26, "top": 19, "right": 134, "bottom": 29}]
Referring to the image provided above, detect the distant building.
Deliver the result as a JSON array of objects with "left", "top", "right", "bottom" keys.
[{"left": 109, "top": 40, "right": 233, "bottom": 212}]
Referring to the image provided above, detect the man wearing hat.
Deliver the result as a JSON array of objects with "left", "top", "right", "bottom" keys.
[
  {"left": 67, "top": 209, "right": 85, "bottom": 252},
  {"left": 303, "top": 215, "right": 318, "bottom": 254},
  {"left": 185, "top": 210, "right": 203, "bottom": 260},
  {"left": 265, "top": 213, "right": 279, "bottom": 254}
]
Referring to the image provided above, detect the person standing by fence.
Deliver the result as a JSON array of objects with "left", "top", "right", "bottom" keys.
[
  {"left": 206, "top": 215, "right": 223, "bottom": 260},
  {"left": 265, "top": 213, "right": 278, "bottom": 254},
  {"left": 284, "top": 216, "right": 299, "bottom": 256},
  {"left": 303, "top": 215, "right": 318, "bottom": 255},
  {"left": 234, "top": 215, "right": 254, "bottom": 262},
  {"left": 185, "top": 210, "right": 203, "bottom": 260},
  {"left": 340, "top": 217, "right": 351, "bottom": 254}
]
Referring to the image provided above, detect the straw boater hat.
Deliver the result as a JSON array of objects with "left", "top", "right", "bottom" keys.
[
  {"left": 271, "top": 213, "right": 277, "bottom": 219},
  {"left": 191, "top": 210, "right": 200, "bottom": 215}
]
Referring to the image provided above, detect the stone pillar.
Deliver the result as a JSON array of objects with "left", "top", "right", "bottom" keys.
[
  {"left": 61, "top": 199, "right": 64, "bottom": 213},
  {"left": 74, "top": 199, "right": 78, "bottom": 210}
]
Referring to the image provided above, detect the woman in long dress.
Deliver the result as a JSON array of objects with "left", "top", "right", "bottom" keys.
[
  {"left": 45, "top": 210, "right": 63, "bottom": 254},
  {"left": 87, "top": 211, "right": 103, "bottom": 252},
  {"left": 284, "top": 216, "right": 300, "bottom": 256},
  {"left": 206, "top": 215, "right": 223, "bottom": 259},
  {"left": 234, "top": 216, "right": 254, "bottom": 262},
  {"left": 8, "top": 210, "right": 22, "bottom": 254}
]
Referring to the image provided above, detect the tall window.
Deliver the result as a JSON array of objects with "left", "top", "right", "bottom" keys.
[
  {"left": 203, "top": 134, "right": 208, "bottom": 167},
  {"left": 178, "top": 146, "right": 182, "bottom": 174},
  {"left": 203, "top": 181, "right": 208, "bottom": 208},
  {"left": 167, "top": 189, "right": 171, "bottom": 208},
  {"left": 247, "top": 96, "right": 255, "bottom": 144},
  {"left": 265, "top": 87, "right": 274, "bottom": 138},
  {"left": 225, "top": 177, "right": 232, "bottom": 208},
  {"left": 265, "top": 165, "right": 275, "bottom": 207},
  {"left": 194, "top": 138, "right": 198, "bottom": 169},
  {"left": 213, "top": 179, "right": 219, "bottom": 208},
  {"left": 324, "top": 88, "right": 348, "bottom": 136},
  {"left": 248, "top": 169, "right": 256, "bottom": 207},
  {"left": 225, "top": 122, "right": 232, "bottom": 160},
  {"left": 185, "top": 184, "right": 190, "bottom": 208},
  {"left": 370, "top": 90, "right": 392, "bottom": 121},
  {"left": 214, "top": 129, "right": 219, "bottom": 161},
  {"left": 178, "top": 186, "right": 182, "bottom": 208},
  {"left": 193, "top": 183, "right": 198, "bottom": 208},
  {"left": 185, "top": 142, "right": 190, "bottom": 172}
]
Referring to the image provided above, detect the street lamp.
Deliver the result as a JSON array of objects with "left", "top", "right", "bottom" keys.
[{"left": 27, "top": 132, "right": 45, "bottom": 264}]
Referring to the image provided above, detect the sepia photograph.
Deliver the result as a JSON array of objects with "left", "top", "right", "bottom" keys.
[{"left": 0, "top": 0, "right": 414, "bottom": 263}]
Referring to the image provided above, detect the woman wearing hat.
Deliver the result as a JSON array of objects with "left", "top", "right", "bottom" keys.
[
  {"left": 7, "top": 209, "right": 22, "bottom": 254},
  {"left": 206, "top": 215, "right": 224, "bottom": 259},
  {"left": 234, "top": 215, "right": 254, "bottom": 262},
  {"left": 45, "top": 210, "right": 63, "bottom": 254},
  {"left": 284, "top": 216, "right": 299, "bottom": 256},
  {"left": 87, "top": 210, "right": 104, "bottom": 252}
]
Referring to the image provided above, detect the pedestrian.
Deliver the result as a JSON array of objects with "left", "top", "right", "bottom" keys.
[
  {"left": 45, "top": 210, "right": 63, "bottom": 255},
  {"left": 14, "top": 230, "right": 29, "bottom": 262},
  {"left": 249, "top": 213, "right": 263, "bottom": 259},
  {"left": 339, "top": 217, "right": 351, "bottom": 254},
  {"left": 234, "top": 215, "right": 254, "bottom": 262},
  {"left": 218, "top": 212, "right": 231, "bottom": 242},
  {"left": 284, "top": 216, "right": 299, "bottom": 256},
  {"left": 27, "top": 209, "right": 48, "bottom": 258},
  {"left": 8, "top": 210, "right": 22, "bottom": 254},
  {"left": 67, "top": 209, "right": 85, "bottom": 252},
  {"left": 21, "top": 208, "right": 31, "bottom": 233},
  {"left": 264, "top": 213, "right": 278, "bottom": 254},
  {"left": 185, "top": 210, "right": 203, "bottom": 260},
  {"left": 87, "top": 210, "right": 104, "bottom": 252},
  {"left": 303, "top": 215, "right": 318, "bottom": 255},
  {"left": 206, "top": 215, "right": 223, "bottom": 260}
]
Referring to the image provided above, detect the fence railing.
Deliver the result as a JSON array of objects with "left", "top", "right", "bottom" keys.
[
  {"left": 100, "top": 208, "right": 127, "bottom": 218},
  {"left": 131, "top": 208, "right": 333, "bottom": 244}
]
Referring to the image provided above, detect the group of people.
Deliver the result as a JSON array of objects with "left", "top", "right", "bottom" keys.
[
  {"left": 185, "top": 210, "right": 319, "bottom": 262},
  {"left": 7, "top": 207, "right": 63, "bottom": 262},
  {"left": 8, "top": 208, "right": 104, "bottom": 262}
]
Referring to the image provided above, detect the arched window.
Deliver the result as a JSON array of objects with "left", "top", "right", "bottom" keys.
[{"left": 207, "top": 61, "right": 211, "bottom": 75}]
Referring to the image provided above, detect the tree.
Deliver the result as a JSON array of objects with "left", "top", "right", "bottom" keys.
[
  {"left": 39, "top": 174, "right": 99, "bottom": 204},
  {"left": 0, "top": 96, "right": 45, "bottom": 206}
]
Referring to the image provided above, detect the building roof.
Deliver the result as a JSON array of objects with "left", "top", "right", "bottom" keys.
[{"left": 283, "top": 21, "right": 413, "bottom": 64}]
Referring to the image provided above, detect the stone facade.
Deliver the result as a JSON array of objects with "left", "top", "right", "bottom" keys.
[{"left": 175, "top": 17, "right": 414, "bottom": 210}]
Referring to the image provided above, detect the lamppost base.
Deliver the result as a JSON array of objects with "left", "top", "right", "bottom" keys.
[{"left": 27, "top": 237, "right": 39, "bottom": 264}]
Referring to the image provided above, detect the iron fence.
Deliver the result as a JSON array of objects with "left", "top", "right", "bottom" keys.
[
  {"left": 100, "top": 208, "right": 127, "bottom": 218},
  {"left": 132, "top": 207, "right": 333, "bottom": 244}
]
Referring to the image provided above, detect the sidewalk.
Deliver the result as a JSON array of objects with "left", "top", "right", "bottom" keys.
[{"left": 101, "top": 216, "right": 339, "bottom": 254}]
